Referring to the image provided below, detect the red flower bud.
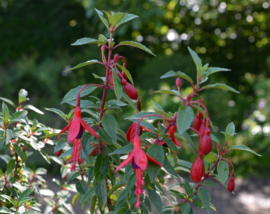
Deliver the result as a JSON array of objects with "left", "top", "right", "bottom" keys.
[
  {"left": 114, "top": 54, "right": 119, "bottom": 63},
  {"left": 101, "top": 45, "right": 106, "bottom": 52},
  {"left": 124, "top": 83, "right": 138, "bottom": 100},
  {"left": 227, "top": 177, "right": 235, "bottom": 192},
  {"left": 199, "top": 119, "right": 206, "bottom": 137},
  {"left": 193, "top": 112, "right": 202, "bottom": 131},
  {"left": 90, "top": 143, "right": 98, "bottom": 156},
  {"left": 55, "top": 149, "right": 62, "bottom": 157},
  {"left": 121, "top": 71, "right": 127, "bottom": 80},
  {"left": 187, "top": 95, "right": 192, "bottom": 102},
  {"left": 176, "top": 78, "right": 181, "bottom": 88},
  {"left": 190, "top": 152, "right": 204, "bottom": 183},
  {"left": 199, "top": 128, "right": 212, "bottom": 155},
  {"left": 168, "top": 126, "right": 181, "bottom": 147}
]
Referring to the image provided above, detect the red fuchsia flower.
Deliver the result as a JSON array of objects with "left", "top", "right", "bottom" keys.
[
  {"left": 58, "top": 99, "right": 99, "bottom": 171},
  {"left": 167, "top": 126, "right": 181, "bottom": 147},
  {"left": 193, "top": 111, "right": 202, "bottom": 132},
  {"left": 114, "top": 135, "right": 162, "bottom": 209},
  {"left": 126, "top": 123, "right": 142, "bottom": 142}
]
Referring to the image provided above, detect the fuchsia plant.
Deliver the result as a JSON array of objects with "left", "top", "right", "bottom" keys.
[{"left": 0, "top": 9, "right": 262, "bottom": 214}]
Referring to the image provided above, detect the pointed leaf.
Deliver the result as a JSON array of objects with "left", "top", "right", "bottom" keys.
[
  {"left": 188, "top": 47, "right": 203, "bottom": 77},
  {"left": 17, "top": 188, "right": 33, "bottom": 206},
  {"left": 0, "top": 195, "right": 15, "bottom": 205},
  {"left": 180, "top": 132, "right": 198, "bottom": 158},
  {"left": 101, "top": 114, "right": 118, "bottom": 144},
  {"left": 94, "top": 179, "right": 107, "bottom": 209},
  {"left": 198, "top": 188, "right": 211, "bottom": 214},
  {"left": 202, "top": 83, "right": 240, "bottom": 93},
  {"left": 2, "top": 102, "right": 9, "bottom": 124},
  {"left": 230, "top": 145, "right": 261, "bottom": 156},
  {"left": 71, "top": 38, "right": 106, "bottom": 46},
  {"left": 181, "top": 203, "right": 191, "bottom": 214},
  {"left": 13, "top": 144, "right": 24, "bottom": 162},
  {"left": 204, "top": 152, "right": 218, "bottom": 163},
  {"left": 94, "top": 8, "right": 109, "bottom": 28},
  {"left": 160, "top": 70, "right": 193, "bottom": 83},
  {"left": 177, "top": 106, "right": 194, "bottom": 135},
  {"left": 0, "top": 97, "right": 15, "bottom": 107},
  {"left": 64, "top": 60, "right": 99, "bottom": 73},
  {"left": 147, "top": 188, "right": 163, "bottom": 214},
  {"left": 119, "top": 41, "right": 156, "bottom": 56},
  {"left": 226, "top": 122, "right": 235, "bottom": 136},
  {"left": 61, "top": 85, "right": 97, "bottom": 104},
  {"left": 111, "top": 12, "right": 126, "bottom": 26},
  {"left": 147, "top": 144, "right": 164, "bottom": 183},
  {"left": 206, "top": 67, "right": 230, "bottom": 77},
  {"left": 45, "top": 108, "right": 67, "bottom": 121},
  {"left": 109, "top": 144, "right": 133, "bottom": 155},
  {"left": 115, "top": 13, "right": 138, "bottom": 28},
  {"left": 112, "top": 68, "right": 123, "bottom": 100},
  {"left": 23, "top": 105, "right": 44, "bottom": 114},
  {"left": 10, "top": 110, "right": 27, "bottom": 122},
  {"left": 122, "top": 93, "right": 138, "bottom": 111},
  {"left": 217, "top": 161, "right": 229, "bottom": 183},
  {"left": 94, "top": 153, "right": 110, "bottom": 182}
]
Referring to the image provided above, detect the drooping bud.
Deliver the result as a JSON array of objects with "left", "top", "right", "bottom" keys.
[
  {"left": 109, "top": 70, "right": 114, "bottom": 86},
  {"left": 190, "top": 151, "right": 204, "bottom": 183},
  {"left": 199, "top": 128, "right": 212, "bottom": 155},
  {"left": 124, "top": 83, "right": 138, "bottom": 100},
  {"left": 193, "top": 112, "right": 202, "bottom": 131},
  {"left": 114, "top": 54, "right": 119, "bottom": 63},
  {"left": 101, "top": 45, "right": 106, "bottom": 52},
  {"left": 199, "top": 119, "right": 206, "bottom": 137},
  {"left": 168, "top": 126, "right": 181, "bottom": 147},
  {"left": 90, "top": 143, "right": 98, "bottom": 156},
  {"left": 121, "top": 71, "right": 127, "bottom": 80},
  {"left": 187, "top": 94, "right": 192, "bottom": 102},
  {"left": 121, "top": 78, "right": 127, "bottom": 86},
  {"left": 227, "top": 177, "right": 235, "bottom": 192},
  {"left": 176, "top": 78, "right": 181, "bottom": 88},
  {"left": 55, "top": 149, "right": 62, "bottom": 157}
]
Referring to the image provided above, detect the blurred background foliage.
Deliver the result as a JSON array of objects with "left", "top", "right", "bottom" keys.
[{"left": 0, "top": 0, "right": 269, "bottom": 176}]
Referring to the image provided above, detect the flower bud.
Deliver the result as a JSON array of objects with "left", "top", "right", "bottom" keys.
[
  {"left": 227, "top": 177, "right": 235, "bottom": 192},
  {"left": 121, "top": 71, "right": 127, "bottom": 80},
  {"left": 190, "top": 154, "right": 204, "bottom": 183},
  {"left": 114, "top": 54, "right": 119, "bottom": 63},
  {"left": 193, "top": 112, "right": 202, "bottom": 131},
  {"left": 199, "top": 128, "right": 212, "bottom": 155},
  {"left": 187, "top": 94, "right": 192, "bottom": 102},
  {"left": 199, "top": 119, "right": 206, "bottom": 137},
  {"left": 55, "top": 149, "right": 62, "bottom": 157},
  {"left": 176, "top": 78, "right": 181, "bottom": 88},
  {"left": 101, "top": 45, "right": 106, "bottom": 52},
  {"left": 121, "top": 78, "right": 127, "bottom": 86},
  {"left": 124, "top": 83, "right": 138, "bottom": 100}
]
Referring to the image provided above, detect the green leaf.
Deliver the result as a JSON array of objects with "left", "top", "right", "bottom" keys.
[
  {"left": 204, "top": 152, "right": 218, "bottom": 163},
  {"left": 98, "top": 34, "right": 108, "bottom": 43},
  {"left": 177, "top": 106, "right": 194, "bottom": 135},
  {"left": 181, "top": 203, "right": 191, "bottom": 214},
  {"left": 146, "top": 144, "right": 164, "bottom": 183},
  {"left": 67, "top": 171, "right": 81, "bottom": 183},
  {"left": 71, "top": 37, "right": 106, "bottom": 46},
  {"left": 126, "top": 112, "right": 162, "bottom": 120},
  {"left": 61, "top": 85, "right": 97, "bottom": 104},
  {"left": 4, "top": 129, "right": 13, "bottom": 144},
  {"left": 17, "top": 188, "right": 33, "bottom": 206},
  {"left": 45, "top": 108, "right": 67, "bottom": 121},
  {"left": 2, "top": 102, "right": 9, "bottom": 124},
  {"left": 162, "top": 159, "right": 179, "bottom": 178},
  {"left": 10, "top": 111, "right": 27, "bottom": 122},
  {"left": 0, "top": 97, "right": 15, "bottom": 107},
  {"left": 125, "top": 173, "right": 136, "bottom": 194},
  {"left": 6, "top": 159, "right": 15, "bottom": 174},
  {"left": 202, "top": 83, "right": 240, "bottom": 93},
  {"left": 210, "top": 134, "right": 220, "bottom": 145},
  {"left": 116, "top": 63, "right": 134, "bottom": 85},
  {"left": 206, "top": 67, "right": 230, "bottom": 77},
  {"left": 99, "top": 128, "right": 113, "bottom": 145},
  {"left": 108, "top": 180, "right": 126, "bottom": 197},
  {"left": 160, "top": 70, "right": 193, "bottom": 83},
  {"left": 177, "top": 159, "right": 192, "bottom": 169},
  {"left": 230, "top": 145, "right": 261, "bottom": 156},
  {"left": 115, "top": 13, "right": 138, "bottom": 28},
  {"left": 198, "top": 188, "right": 211, "bottom": 214},
  {"left": 92, "top": 73, "right": 106, "bottom": 82},
  {"left": 0, "top": 194, "right": 15, "bottom": 205},
  {"left": 94, "top": 179, "right": 107, "bottom": 209},
  {"left": 94, "top": 154, "right": 110, "bottom": 182},
  {"left": 64, "top": 59, "right": 99, "bottom": 73},
  {"left": 187, "top": 47, "right": 203, "bottom": 77},
  {"left": 18, "top": 89, "right": 29, "bottom": 103},
  {"left": 217, "top": 161, "right": 229, "bottom": 183},
  {"left": 81, "top": 188, "right": 95, "bottom": 203},
  {"left": 40, "top": 149, "right": 50, "bottom": 164},
  {"left": 13, "top": 144, "right": 24, "bottom": 162},
  {"left": 118, "top": 41, "right": 156, "bottom": 56},
  {"left": 147, "top": 188, "right": 163, "bottom": 214},
  {"left": 76, "top": 180, "right": 87, "bottom": 195},
  {"left": 0, "top": 207, "right": 11, "bottom": 213},
  {"left": 180, "top": 132, "right": 198, "bottom": 158},
  {"left": 90, "top": 196, "right": 97, "bottom": 214},
  {"left": 60, "top": 148, "right": 72, "bottom": 158},
  {"left": 112, "top": 68, "right": 123, "bottom": 100},
  {"left": 94, "top": 8, "right": 109, "bottom": 28},
  {"left": 109, "top": 144, "right": 133, "bottom": 155},
  {"left": 154, "top": 89, "right": 179, "bottom": 96},
  {"left": 101, "top": 114, "right": 118, "bottom": 144},
  {"left": 23, "top": 105, "right": 44, "bottom": 114},
  {"left": 111, "top": 12, "right": 126, "bottom": 26},
  {"left": 54, "top": 138, "right": 67, "bottom": 153}
]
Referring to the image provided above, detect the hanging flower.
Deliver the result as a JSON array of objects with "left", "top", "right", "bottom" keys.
[
  {"left": 114, "top": 135, "right": 162, "bottom": 209},
  {"left": 58, "top": 106, "right": 99, "bottom": 171}
]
